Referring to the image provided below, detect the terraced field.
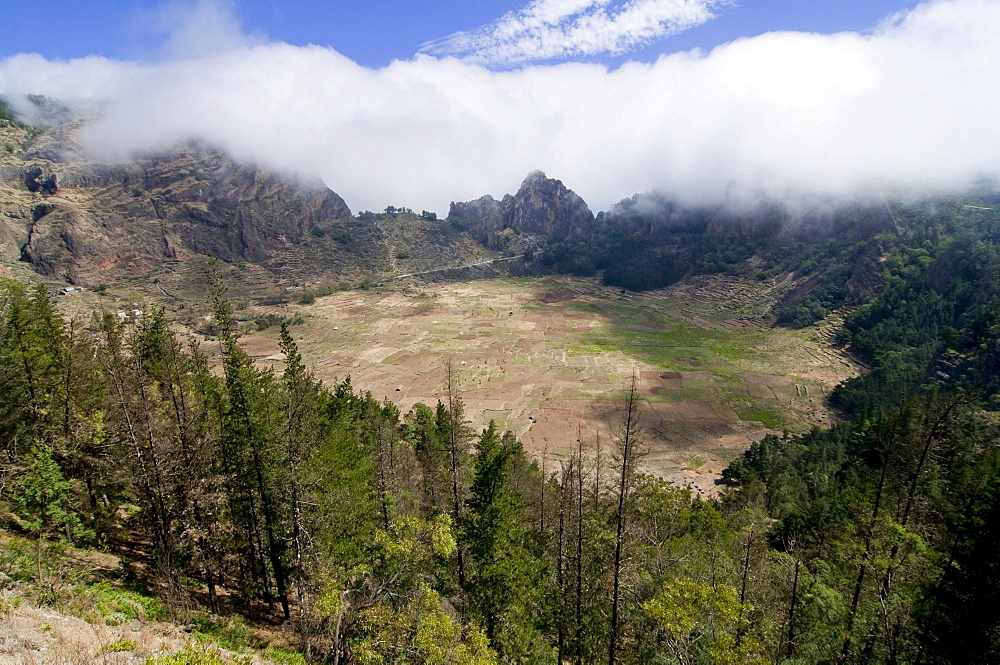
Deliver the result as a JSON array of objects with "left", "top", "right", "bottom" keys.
[{"left": 240, "top": 274, "right": 858, "bottom": 495}]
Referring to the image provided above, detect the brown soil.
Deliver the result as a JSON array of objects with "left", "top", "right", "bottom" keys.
[{"left": 238, "top": 275, "right": 858, "bottom": 497}]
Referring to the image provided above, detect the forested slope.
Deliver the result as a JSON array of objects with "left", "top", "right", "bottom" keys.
[
  {"left": 4, "top": 193, "right": 1000, "bottom": 664},
  {"left": 725, "top": 197, "right": 1000, "bottom": 663},
  {"left": 0, "top": 271, "right": 751, "bottom": 663}
]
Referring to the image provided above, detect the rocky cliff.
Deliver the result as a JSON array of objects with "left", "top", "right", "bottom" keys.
[
  {"left": 1, "top": 121, "right": 351, "bottom": 285},
  {"left": 449, "top": 171, "right": 594, "bottom": 249}
]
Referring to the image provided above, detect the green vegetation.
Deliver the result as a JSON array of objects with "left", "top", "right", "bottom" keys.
[
  {"left": 146, "top": 643, "right": 250, "bottom": 665},
  {"left": 531, "top": 193, "right": 894, "bottom": 333},
  {"left": 85, "top": 581, "right": 168, "bottom": 623},
  {"left": 577, "top": 302, "right": 766, "bottom": 375},
  {"left": 0, "top": 96, "right": 23, "bottom": 127},
  {"left": 721, "top": 196, "right": 1000, "bottom": 664},
  {"left": 254, "top": 313, "right": 305, "bottom": 331},
  {"left": 330, "top": 229, "right": 353, "bottom": 244},
  {"left": 540, "top": 195, "right": 776, "bottom": 291},
  {"left": 3, "top": 193, "right": 1000, "bottom": 663}
]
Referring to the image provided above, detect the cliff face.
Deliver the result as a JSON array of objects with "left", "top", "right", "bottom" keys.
[
  {"left": 449, "top": 171, "right": 594, "bottom": 248},
  {"left": 2, "top": 124, "right": 351, "bottom": 284},
  {"left": 501, "top": 170, "right": 593, "bottom": 239}
]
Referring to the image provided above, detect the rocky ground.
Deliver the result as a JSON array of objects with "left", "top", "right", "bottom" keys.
[{"left": 0, "top": 532, "right": 298, "bottom": 665}]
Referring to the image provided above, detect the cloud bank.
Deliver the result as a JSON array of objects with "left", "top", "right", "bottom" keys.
[
  {"left": 419, "top": 0, "right": 726, "bottom": 66},
  {"left": 1, "top": 0, "right": 999, "bottom": 216},
  {"left": 132, "top": 0, "right": 267, "bottom": 61}
]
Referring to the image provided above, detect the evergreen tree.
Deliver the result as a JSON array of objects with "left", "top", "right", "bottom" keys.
[
  {"left": 608, "top": 371, "right": 645, "bottom": 664},
  {"left": 462, "top": 423, "right": 550, "bottom": 662},
  {"left": 212, "top": 276, "right": 292, "bottom": 617}
]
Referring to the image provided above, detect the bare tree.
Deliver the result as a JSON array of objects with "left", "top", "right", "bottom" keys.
[{"left": 609, "top": 370, "right": 646, "bottom": 665}]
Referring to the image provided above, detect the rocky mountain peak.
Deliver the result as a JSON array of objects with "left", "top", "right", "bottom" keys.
[
  {"left": 519, "top": 170, "right": 548, "bottom": 187},
  {"left": 504, "top": 171, "right": 593, "bottom": 239},
  {"left": 448, "top": 171, "right": 593, "bottom": 247}
]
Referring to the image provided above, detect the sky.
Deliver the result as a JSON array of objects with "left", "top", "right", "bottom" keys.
[
  {"left": 0, "top": 1, "right": 916, "bottom": 68},
  {"left": 2, "top": 0, "right": 999, "bottom": 215}
]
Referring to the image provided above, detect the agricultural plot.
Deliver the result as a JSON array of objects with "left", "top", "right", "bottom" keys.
[{"left": 241, "top": 274, "right": 858, "bottom": 495}]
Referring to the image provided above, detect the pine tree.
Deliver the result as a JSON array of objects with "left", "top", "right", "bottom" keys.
[
  {"left": 441, "top": 358, "right": 473, "bottom": 586},
  {"left": 99, "top": 311, "right": 182, "bottom": 582},
  {"left": 212, "top": 275, "right": 292, "bottom": 617},
  {"left": 0, "top": 283, "right": 67, "bottom": 451},
  {"left": 462, "top": 423, "right": 550, "bottom": 662}
]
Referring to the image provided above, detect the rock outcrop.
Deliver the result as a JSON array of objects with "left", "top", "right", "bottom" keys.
[
  {"left": 3, "top": 129, "right": 351, "bottom": 284},
  {"left": 449, "top": 171, "right": 593, "bottom": 248},
  {"left": 502, "top": 170, "right": 593, "bottom": 239}
]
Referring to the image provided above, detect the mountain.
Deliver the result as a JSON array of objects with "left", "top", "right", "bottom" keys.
[
  {"left": 1, "top": 118, "right": 350, "bottom": 283},
  {"left": 6, "top": 102, "right": 1000, "bottom": 665},
  {"left": 0, "top": 116, "right": 493, "bottom": 297},
  {"left": 449, "top": 170, "right": 594, "bottom": 250},
  {"left": 1, "top": 105, "right": 991, "bottom": 334}
]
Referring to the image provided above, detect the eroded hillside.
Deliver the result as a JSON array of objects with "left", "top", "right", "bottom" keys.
[{"left": 0, "top": 119, "right": 495, "bottom": 300}]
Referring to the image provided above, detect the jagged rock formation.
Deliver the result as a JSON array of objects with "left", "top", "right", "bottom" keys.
[
  {"left": 449, "top": 170, "right": 594, "bottom": 249},
  {"left": 505, "top": 170, "right": 594, "bottom": 238},
  {"left": 0, "top": 116, "right": 512, "bottom": 295}
]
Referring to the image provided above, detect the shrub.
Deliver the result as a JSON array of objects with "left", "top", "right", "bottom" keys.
[
  {"left": 254, "top": 314, "right": 304, "bottom": 331},
  {"left": 0, "top": 595, "right": 23, "bottom": 617},
  {"left": 99, "top": 638, "right": 139, "bottom": 654},
  {"left": 330, "top": 229, "right": 352, "bottom": 245},
  {"left": 145, "top": 643, "right": 249, "bottom": 664}
]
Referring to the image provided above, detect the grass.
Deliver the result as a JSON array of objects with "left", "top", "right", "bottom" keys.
[
  {"left": 0, "top": 594, "right": 23, "bottom": 617},
  {"left": 582, "top": 314, "right": 755, "bottom": 375},
  {"left": 0, "top": 533, "right": 167, "bottom": 624},
  {"left": 737, "top": 406, "right": 786, "bottom": 429},
  {"left": 146, "top": 643, "right": 251, "bottom": 664},
  {"left": 99, "top": 637, "right": 139, "bottom": 653},
  {"left": 724, "top": 392, "right": 787, "bottom": 429},
  {"left": 0, "top": 529, "right": 304, "bottom": 663},
  {"left": 81, "top": 581, "right": 168, "bottom": 624},
  {"left": 190, "top": 614, "right": 254, "bottom": 652},
  {"left": 262, "top": 647, "right": 308, "bottom": 664},
  {"left": 683, "top": 455, "right": 707, "bottom": 470}
]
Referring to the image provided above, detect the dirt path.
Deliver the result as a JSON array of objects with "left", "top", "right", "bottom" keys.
[{"left": 390, "top": 255, "right": 521, "bottom": 280}]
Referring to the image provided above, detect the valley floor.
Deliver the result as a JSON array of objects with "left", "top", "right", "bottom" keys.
[{"left": 240, "top": 273, "right": 857, "bottom": 496}]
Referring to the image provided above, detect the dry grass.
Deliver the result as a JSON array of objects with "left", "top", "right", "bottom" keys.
[{"left": 238, "top": 274, "right": 857, "bottom": 496}]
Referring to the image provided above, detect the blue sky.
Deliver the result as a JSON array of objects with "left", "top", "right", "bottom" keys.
[
  {"left": 3, "top": 1, "right": 916, "bottom": 67},
  {"left": 1, "top": 0, "right": 997, "bottom": 214}
]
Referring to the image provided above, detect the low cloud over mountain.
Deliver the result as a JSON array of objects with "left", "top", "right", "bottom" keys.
[{"left": 2, "top": 0, "right": 998, "bottom": 215}]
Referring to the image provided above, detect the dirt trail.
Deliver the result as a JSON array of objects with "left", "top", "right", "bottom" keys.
[{"left": 391, "top": 255, "right": 521, "bottom": 280}]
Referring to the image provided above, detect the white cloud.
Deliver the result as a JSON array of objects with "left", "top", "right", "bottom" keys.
[
  {"left": 132, "top": 0, "right": 266, "bottom": 61},
  {"left": 419, "top": 0, "right": 727, "bottom": 66},
  {"left": 1, "top": 0, "right": 999, "bottom": 216}
]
